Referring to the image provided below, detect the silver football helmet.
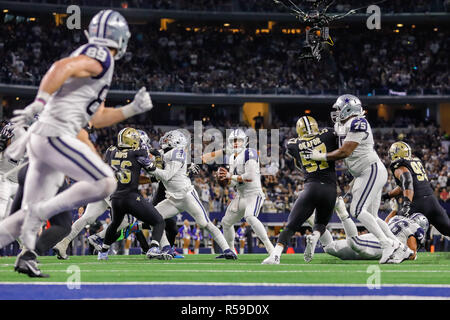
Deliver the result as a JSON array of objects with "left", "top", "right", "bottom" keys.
[
  {"left": 159, "top": 130, "right": 188, "bottom": 150},
  {"left": 331, "top": 94, "right": 364, "bottom": 123},
  {"left": 409, "top": 213, "right": 429, "bottom": 234},
  {"left": 137, "top": 130, "right": 150, "bottom": 150},
  {"left": 227, "top": 129, "right": 248, "bottom": 155},
  {"left": 87, "top": 10, "right": 131, "bottom": 60}
]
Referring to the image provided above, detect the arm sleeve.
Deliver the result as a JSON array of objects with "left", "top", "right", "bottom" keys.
[
  {"left": 152, "top": 160, "right": 183, "bottom": 182},
  {"left": 400, "top": 170, "right": 414, "bottom": 191},
  {"left": 241, "top": 159, "right": 258, "bottom": 182}
]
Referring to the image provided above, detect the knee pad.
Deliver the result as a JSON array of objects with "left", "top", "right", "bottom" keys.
[
  {"left": 204, "top": 221, "right": 215, "bottom": 231},
  {"left": 245, "top": 215, "right": 258, "bottom": 225}
]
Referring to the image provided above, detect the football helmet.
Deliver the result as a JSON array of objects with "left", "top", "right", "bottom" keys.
[
  {"left": 388, "top": 141, "right": 412, "bottom": 162},
  {"left": 331, "top": 94, "right": 363, "bottom": 123},
  {"left": 159, "top": 130, "right": 188, "bottom": 150},
  {"left": 227, "top": 129, "right": 248, "bottom": 155},
  {"left": 87, "top": 10, "right": 131, "bottom": 60},
  {"left": 296, "top": 116, "right": 319, "bottom": 138},
  {"left": 117, "top": 127, "right": 140, "bottom": 149},
  {"left": 409, "top": 212, "right": 429, "bottom": 234},
  {"left": 137, "top": 129, "right": 150, "bottom": 150}
]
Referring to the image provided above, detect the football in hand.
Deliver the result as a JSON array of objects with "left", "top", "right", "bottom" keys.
[{"left": 217, "top": 167, "right": 230, "bottom": 187}]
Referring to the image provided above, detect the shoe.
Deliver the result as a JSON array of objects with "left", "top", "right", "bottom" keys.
[
  {"left": 335, "top": 197, "right": 349, "bottom": 221},
  {"left": 261, "top": 254, "right": 280, "bottom": 265},
  {"left": 304, "top": 233, "right": 319, "bottom": 263},
  {"left": 379, "top": 240, "right": 399, "bottom": 264},
  {"left": 216, "top": 249, "right": 238, "bottom": 260},
  {"left": 387, "top": 243, "right": 414, "bottom": 264},
  {"left": 172, "top": 247, "right": 185, "bottom": 259},
  {"left": 14, "top": 249, "right": 49, "bottom": 278},
  {"left": 19, "top": 205, "right": 45, "bottom": 250},
  {"left": 53, "top": 240, "right": 69, "bottom": 260},
  {"left": 97, "top": 251, "right": 109, "bottom": 260},
  {"left": 146, "top": 246, "right": 163, "bottom": 260},
  {"left": 88, "top": 234, "right": 103, "bottom": 252}
]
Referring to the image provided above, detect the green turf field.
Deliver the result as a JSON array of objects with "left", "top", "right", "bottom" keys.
[{"left": 1, "top": 252, "right": 449, "bottom": 285}]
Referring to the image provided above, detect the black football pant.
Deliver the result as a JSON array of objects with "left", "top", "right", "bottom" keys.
[
  {"left": 411, "top": 195, "right": 450, "bottom": 236},
  {"left": 278, "top": 182, "right": 337, "bottom": 247},
  {"left": 104, "top": 193, "right": 165, "bottom": 248}
]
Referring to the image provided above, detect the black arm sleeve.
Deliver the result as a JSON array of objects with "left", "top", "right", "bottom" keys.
[{"left": 400, "top": 171, "right": 414, "bottom": 191}]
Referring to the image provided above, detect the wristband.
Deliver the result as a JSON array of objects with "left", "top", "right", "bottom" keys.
[{"left": 35, "top": 90, "right": 51, "bottom": 106}]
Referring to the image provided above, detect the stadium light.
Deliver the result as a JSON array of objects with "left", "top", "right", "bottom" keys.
[
  {"left": 3, "top": 9, "right": 8, "bottom": 13},
  {"left": 397, "top": 24, "right": 403, "bottom": 27},
  {"left": 224, "top": 23, "right": 230, "bottom": 27}
]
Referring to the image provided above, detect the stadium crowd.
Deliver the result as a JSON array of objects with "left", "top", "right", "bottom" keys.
[
  {"left": 1, "top": 22, "right": 449, "bottom": 95},
  {"left": 11, "top": 0, "right": 450, "bottom": 13}
]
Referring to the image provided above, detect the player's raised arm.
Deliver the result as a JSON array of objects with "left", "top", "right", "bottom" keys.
[{"left": 90, "top": 87, "right": 153, "bottom": 128}]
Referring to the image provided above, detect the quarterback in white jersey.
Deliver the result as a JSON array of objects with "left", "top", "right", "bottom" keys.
[
  {"left": 306, "top": 94, "right": 412, "bottom": 264},
  {"left": 217, "top": 129, "right": 274, "bottom": 255},
  {"left": 0, "top": 10, "right": 155, "bottom": 277},
  {"left": 321, "top": 198, "right": 425, "bottom": 262},
  {"left": 144, "top": 130, "right": 237, "bottom": 259}
]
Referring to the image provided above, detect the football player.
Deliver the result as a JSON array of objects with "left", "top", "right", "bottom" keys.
[
  {"left": 305, "top": 95, "right": 412, "bottom": 264},
  {"left": 0, "top": 121, "right": 26, "bottom": 221},
  {"left": 144, "top": 130, "right": 237, "bottom": 259},
  {"left": 216, "top": 129, "right": 274, "bottom": 256},
  {"left": 98, "top": 128, "right": 170, "bottom": 260},
  {"left": 382, "top": 141, "right": 450, "bottom": 236},
  {"left": 1, "top": 10, "right": 155, "bottom": 277},
  {"left": 262, "top": 116, "right": 338, "bottom": 264},
  {"left": 322, "top": 197, "right": 427, "bottom": 262}
]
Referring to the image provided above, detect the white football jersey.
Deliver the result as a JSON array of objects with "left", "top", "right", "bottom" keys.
[
  {"left": 0, "top": 127, "right": 27, "bottom": 183},
  {"left": 388, "top": 215, "right": 425, "bottom": 247},
  {"left": 154, "top": 147, "right": 193, "bottom": 199},
  {"left": 228, "top": 148, "right": 263, "bottom": 197},
  {"left": 31, "top": 43, "right": 114, "bottom": 137},
  {"left": 334, "top": 116, "right": 380, "bottom": 177}
]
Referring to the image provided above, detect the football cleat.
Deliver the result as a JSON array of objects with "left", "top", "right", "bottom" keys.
[
  {"left": 379, "top": 240, "right": 399, "bottom": 264},
  {"left": 14, "top": 249, "right": 49, "bottom": 278},
  {"left": 97, "top": 251, "right": 109, "bottom": 260},
  {"left": 53, "top": 240, "right": 69, "bottom": 260},
  {"left": 146, "top": 246, "right": 163, "bottom": 260},
  {"left": 335, "top": 196, "right": 349, "bottom": 221},
  {"left": 261, "top": 254, "right": 280, "bottom": 265},
  {"left": 216, "top": 249, "right": 238, "bottom": 260},
  {"left": 304, "top": 233, "right": 319, "bottom": 263},
  {"left": 88, "top": 234, "right": 104, "bottom": 252},
  {"left": 387, "top": 243, "right": 414, "bottom": 264}
]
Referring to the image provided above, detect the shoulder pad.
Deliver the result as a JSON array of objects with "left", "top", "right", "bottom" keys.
[
  {"left": 349, "top": 118, "right": 368, "bottom": 132},
  {"left": 390, "top": 158, "right": 410, "bottom": 170},
  {"left": 287, "top": 138, "right": 298, "bottom": 145},
  {"left": 107, "top": 146, "right": 116, "bottom": 152},
  {"left": 244, "top": 148, "right": 258, "bottom": 162},
  {"left": 171, "top": 148, "right": 186, "bottom": 162},
  {"left": 79, "top": 44, "right": 112, "bottom": 79}
]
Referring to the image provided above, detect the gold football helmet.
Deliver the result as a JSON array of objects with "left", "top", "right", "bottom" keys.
[
  {"left": 296, "top": 116, "right": 319, "bottom": 138},
  {"left": 117, "top": 127, "right": 140, "bottom": 149},
  {"left": 388, "top": 141, "right": 412, "bottom": 161}
]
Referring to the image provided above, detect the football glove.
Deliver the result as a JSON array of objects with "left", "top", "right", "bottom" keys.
[
  {"left": 389, "top": 198, "right": 399, "bottom": 212},
  {"left": 121, "top": 87, "right": 153, "bottom": 118},
  {"left": 137, "top": 156, "right": 156, "bottom": 172},
  {"left": 397, "top": 197, "right": 412, "bottom": 217},
  {"left": 11, "top": 91, "right": 49, "bottom": 128},
  {"left": 302, "top": 148, "right": 327, "bottom": 161},
  {"left": 149, "top": 149, "right": 164, "bottom": 169},
  {"left": 188, "top": 164, "right": 201, "bottom": 175},
  {"left": 381, "top": 192, "right": 391, "bottom": 202}
]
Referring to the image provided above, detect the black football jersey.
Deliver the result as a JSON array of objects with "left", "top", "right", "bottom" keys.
[
  {"left": 105, "top": 146, "right": 149, "bottom": 198},
  {"left": 390, "top": 157, "right": 434, "bottom": 199},
  {"left": 286, "top": 128, "right": 338, "bottom": 185}
]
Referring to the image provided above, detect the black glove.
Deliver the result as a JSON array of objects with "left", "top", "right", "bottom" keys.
[
  {"left": 188, "top": 164, "right": 200, "bottom": 176},
  {"left": 397, "top": 197, "right": 412, "bottom": 217},
  {"left": 381, "top": 193, "right": 391, "bottom": 202}
]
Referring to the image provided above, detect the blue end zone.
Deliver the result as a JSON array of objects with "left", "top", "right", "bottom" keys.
[{"left": 0, "top": 283, "right": 449, "bottom": 300}]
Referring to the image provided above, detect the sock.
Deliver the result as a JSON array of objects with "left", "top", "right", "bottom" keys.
[
  {"left": 101, "top": 244, "right": 110, "bottom": 253},
  {"left": 239, "top": 247, "right": 244, "bottom": 254},
  {"left": 221, "top": 223, "right": 236, "bottom": 252},
  {"left": 357, "top": 210, "right": 391, "bottom": 248},
  {"left": 159, "top": 232, "right": 170, "bottom": 249},
  {"left": 319, "top": 230, "right": 333, "bottom": 247},
  {"left": 194, "top": 248, "right": 199, "bottom": 254},
  {"left": 246, "top": 216, "right": 274, "bottom": 254},
  {"left": 206, "top": 222, "right": 230, "bottom": 251},
  {"left": 342, "top": 218, "right": 358, "bottom": 238},
  {"left": 124, "top": 248, "right": 129, "bottom": 255},
  {"left": 273, "top": 243, "right": 283, "bottom": 256},
  {"left": 0, "top": 209, "right": 26, "bottom": 248}
]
